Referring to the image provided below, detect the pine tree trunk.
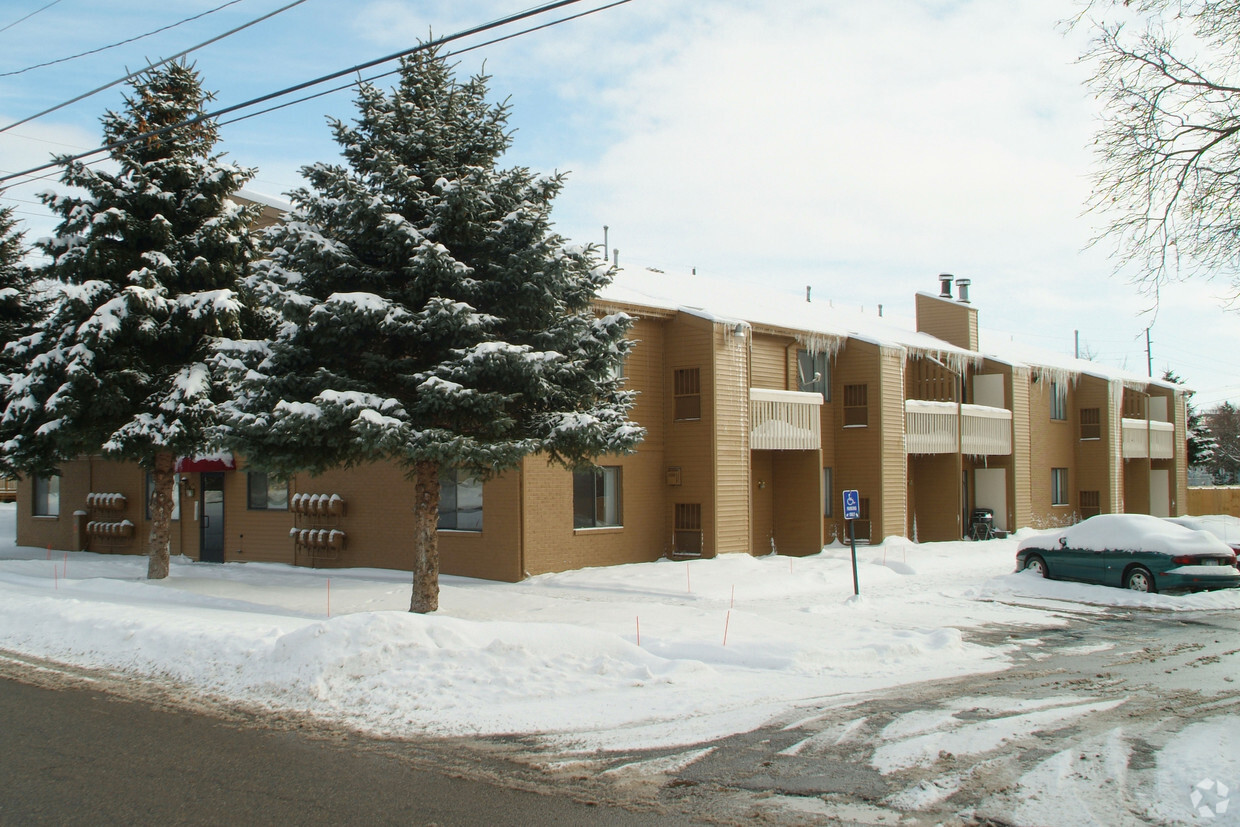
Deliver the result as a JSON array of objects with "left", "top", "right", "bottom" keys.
[
  {"left": 146, "top": 450, "right": 176, "bottom": 580},
  {"left": 410, "top": 459, "right": 441, "bottom": 613}
]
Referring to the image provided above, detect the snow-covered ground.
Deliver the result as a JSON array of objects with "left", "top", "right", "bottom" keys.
[{"left": 2, "top": 503, "right": 1238, "bottom": 824}]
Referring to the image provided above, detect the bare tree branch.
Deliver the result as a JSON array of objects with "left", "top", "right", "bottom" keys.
[{"left": 1080, "top": 1, "right": 1240, "bottom": 298}]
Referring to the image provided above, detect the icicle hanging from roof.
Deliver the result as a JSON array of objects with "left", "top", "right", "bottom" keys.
[
  {"left": 904, "top": 344, "right": 982, "bottom": 376},
  {"left": 1030, "top": 364, "right": 1080, "bottom": 389},
  {"left": 794, "top": 331, "right": 846, "bottom": 358}
]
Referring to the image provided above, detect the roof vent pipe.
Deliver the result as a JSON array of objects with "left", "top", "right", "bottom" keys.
[
  {"left": 938, "top": 273, "right": 954, "bottom": 298},
  {"left": 613, "top": 248, "right": 619, "bottom": 267},
  {"left": 956, "top": 278, "right": 971, "bottom": 304}
]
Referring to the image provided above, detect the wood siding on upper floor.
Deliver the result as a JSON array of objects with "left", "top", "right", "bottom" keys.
[
  {"left": 877, "top": 346, "right": 908, "bottom": 541},
  {"left": 914, "top": 293, "right": 978, "bottom": 352},
  {"left": 714, "top": 325, "right": 750, "bottom": 554},
  {"left": 664, "top": 313, "right": 718, "bottom": 556}
]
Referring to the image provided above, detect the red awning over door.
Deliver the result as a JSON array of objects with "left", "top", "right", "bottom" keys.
[{"left": 174, "top": 455, "right": 236, "bottom": 473}]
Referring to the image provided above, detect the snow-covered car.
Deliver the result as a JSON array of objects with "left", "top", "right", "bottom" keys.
[
  {"left": 1016, "top": 513, "right": 1240, "bottom": 594},
  {"left": 1163, "top": 514, "right": 1240, "bottom": 555}
]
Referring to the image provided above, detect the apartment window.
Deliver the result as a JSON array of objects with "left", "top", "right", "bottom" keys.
[
  {"left": 33, "top": 475, "right": 59, "bottom": 517},
  {"left": 1080, "top": 407, "right": 1101, "bottom": 440},
  {"left": 145, "top": 472, "right": 182, "bottom": 520},
  {"left": 247, "top": 472, "right": 289, "bottom": 510},
  {"left": 673, "top": 367, "right": 701, "bottom": 420},
  {"left": 1051, "top": 468, "right": 1069, "bottom": 506},
  {"left": 1080, "top": 490, "right": 1101, "bottom": 519},
  {"left": 797, "top": 349, "right": 830, "bottom": 400},
  {"left": 822, "top": 468, "right": 834, "bottom": 517},
  {"left": 607, "top": 355, "right": 625, "bottom": 384},
  {"left": 573, "top": 466, "right": 622, "bottom": 528},
  {"left": 843, "top": 384, "right": 868, "bottom": 427},
  {"left": 439, "top": 469, "right": 482, "bottom": 531},
  {"left": 674, "top": 502, "right": 703, "bottom": 555},
  {"left": 1050, "top": 381, "right": 1067, "bottom": 421}
]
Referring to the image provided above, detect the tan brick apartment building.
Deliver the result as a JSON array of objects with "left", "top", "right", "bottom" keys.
[{"left": 15, "top": 268, "right": 1188, "bottom": 582}]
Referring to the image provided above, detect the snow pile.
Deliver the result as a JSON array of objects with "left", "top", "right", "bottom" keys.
[
  {"left": 1017, "top": 513, "right": 1232, "bottom": 556},
  {"left": 1, "top": 504, "right": 1239, "bottom": 755}
]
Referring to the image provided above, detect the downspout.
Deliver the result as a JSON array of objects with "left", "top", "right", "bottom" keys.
[{"left": 518, "top": 462, "right": 526, "bottom": 580}]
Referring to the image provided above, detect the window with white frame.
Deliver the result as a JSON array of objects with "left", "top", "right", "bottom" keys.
[
  {"left": 1050, "top": 381, "right": 1067, "bottom": 421},
  {"left": 573, "top": 466, "right": 622, "bottom": 528},
  {"left": 438, "top": 469, "right": 483, "bottom": 531},
  {"left": 797, "top": 349, "right": 830, "bottom": 400},
  {"left": 1051, "top": 467, "right": 1069, "bottom": 506},
  {"left": 246, "top": 472, "right": 288, "bottom": 511},
  {"left": 33, "top": 475, "right": 59, "bottom": 517}
]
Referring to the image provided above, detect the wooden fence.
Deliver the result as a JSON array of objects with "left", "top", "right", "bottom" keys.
[{"left": 1187, "top": 486, "right": 1240, "bottom": 517}]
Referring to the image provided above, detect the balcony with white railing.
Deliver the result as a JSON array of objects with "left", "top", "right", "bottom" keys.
[
  {"left": 904, "top": 399, "right": 1012, "bottom": 456},
  {"left": 1122, "top": 418, "right": 1175, "bottom": 460},
  {"left": 750, "top": 388, "right": 823, "bottom": 451}
]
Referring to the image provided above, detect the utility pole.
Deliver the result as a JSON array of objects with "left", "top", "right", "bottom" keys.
[{"left": 1146, "top": 328, "right": 1153, "bottom": 377}]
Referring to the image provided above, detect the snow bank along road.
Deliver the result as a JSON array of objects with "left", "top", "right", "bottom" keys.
[{"left": 1, "top": 501, "right": 1238, "bottom": 825}]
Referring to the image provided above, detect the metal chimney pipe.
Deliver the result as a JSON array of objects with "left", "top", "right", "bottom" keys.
[
  {"left": 955, "top": 278, "right": 971, "bottom": 304},
  {"left": 938, "top": 273, "right": 954, "bottom": 298},
  {"left": 613, "top": 248, "right": 619, "bottom": 267},
  {"left": 806, "top": 285, "right": 811, "bottom": 303}
]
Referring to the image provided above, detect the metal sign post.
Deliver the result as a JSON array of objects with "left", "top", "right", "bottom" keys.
[{"left": 843, "top": 489, "right": 860, "bottom": 596}]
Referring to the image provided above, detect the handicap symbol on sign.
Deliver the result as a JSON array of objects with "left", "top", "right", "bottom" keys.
[{"left": 843, "top": 489, "right": 860, "bottom": 521}]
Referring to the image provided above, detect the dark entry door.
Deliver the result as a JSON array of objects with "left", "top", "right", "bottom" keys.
[{"left": 200, "top": 472, "right": 225, "bottom": 563}]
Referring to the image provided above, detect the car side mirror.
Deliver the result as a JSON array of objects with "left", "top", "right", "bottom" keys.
[{"left": 1058, "top": 537, "right": 1067, "bottom": 548}]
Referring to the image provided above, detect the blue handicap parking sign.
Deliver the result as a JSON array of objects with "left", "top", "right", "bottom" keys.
[{"left": 843, "top": 489, "right": 860, "bottom": 520}]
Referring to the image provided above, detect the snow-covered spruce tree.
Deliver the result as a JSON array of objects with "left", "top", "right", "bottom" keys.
[
  {"left": 1163, "top": 369, "right": 1216, "bottom": 470},
  {"left": 2, "top": 62, "right": 258, "bottom": 578},
  {"left": 221, "top": 50, "right": 642, "bottom": 613},
  {"left": 0, "top": 204, "right": 44, "bottom": 476},
  {"left": 0, "top": 204, "right": 38, "bottom": 352}
]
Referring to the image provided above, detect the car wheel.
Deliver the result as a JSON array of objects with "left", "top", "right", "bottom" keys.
[
  {"left": 1124, "top": 566, "right": 1157, "bottom": 594},
  {"left": 1024, "top": 554, "right": 1049, "bottom": 578}
]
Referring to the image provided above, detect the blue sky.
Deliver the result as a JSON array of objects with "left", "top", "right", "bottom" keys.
[{"left": 1, "top": 0, "right": 1236, "bottom": 410}]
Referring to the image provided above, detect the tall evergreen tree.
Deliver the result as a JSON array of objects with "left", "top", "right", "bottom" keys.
[
  {"left": 1205, "top": 402, "right": 1240, "bottom": 485},
  {"left": 1162, "top": 369, "right": 1216, "bottom": 469},
  {"left": 1, "top": 62, "right": 258, "bottom": 578},
  {"left": 220, "top": 50, "right": 642, "bottom": 613},
  {"left": 0, "top": 204, "right": 41, "bottom": 359}
]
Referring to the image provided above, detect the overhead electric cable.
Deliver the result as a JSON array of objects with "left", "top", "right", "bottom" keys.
[
  {"left": 0, "top": 0, "right": 614, "bottom": 188},
  {"left": 216, "top": 0, "right": 632, "bottom": 130},
  {"left": 0, "top": 0, "right": 310, "bottom": 134},
  {"left": 0, "top": 0, "right": 63, "bottom": 35},
  {"left": 1, "top": 0, "right": 249, "bottom": 78}
]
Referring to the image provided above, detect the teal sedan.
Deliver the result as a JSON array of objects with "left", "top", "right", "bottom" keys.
[{"left": 1016, "top": 513, "right": 1240, "bottom": 594}]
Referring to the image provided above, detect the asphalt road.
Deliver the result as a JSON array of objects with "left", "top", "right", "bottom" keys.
[
  {"left": 3, "top": 607, "right": 1236, "bottom": 826},
  {"left": 0, "top": 669, "right": 674, "bottom": 826}
]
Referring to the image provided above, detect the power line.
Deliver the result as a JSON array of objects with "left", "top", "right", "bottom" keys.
[
  {"left": 1, "top": 0, "right": 249, "bottom": 78},
  {"left": 0, "top": 0, "right": 311, "bottom": 135},
  {"left": 0, "top": 0, "right": 621, "bottom": 189},
  {"left": 0, "top": 0, "right": 63, "bottom": 35},
  {"left": 216, "top": 0, "right": 632, "bottom": 130}
]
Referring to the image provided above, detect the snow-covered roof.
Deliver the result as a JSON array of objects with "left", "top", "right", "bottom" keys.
[
  {"left": 235, "top": 188, "right": 293, "bottom": 212},
  {"left": 598, "top": 267, "right": 1181, "bottom": 393},
  {"left": 599, "top": 267, "right": 979, "bottom": 369}
]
